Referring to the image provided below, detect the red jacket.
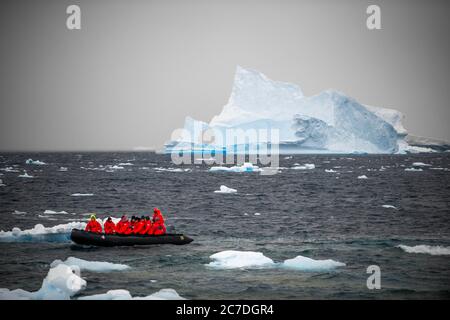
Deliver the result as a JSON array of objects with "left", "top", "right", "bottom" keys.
[
  {"left": 153, "top": 212, "right": 165, "bottom": 225},
  {"left": 104, "top": 220, "right": 116, "bottom": 234},
  {"left": 133, "top": 220, "right": 146, "bottom": 235},
  {"left": 115, "top": 221, "right": 129, "bottom": 234},
  {"left": 143, "top": 220, "right": 153, "bottom": 235},
  {"left": 85, "top": 220, "right": 102, "bottom": 233},
  {"left": 152, "top": 222, "right": 166, "bottom": 235}
]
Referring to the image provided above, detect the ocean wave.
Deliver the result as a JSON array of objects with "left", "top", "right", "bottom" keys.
[{"left": 397, "top": 245, "right": 450, "bottom": 256}]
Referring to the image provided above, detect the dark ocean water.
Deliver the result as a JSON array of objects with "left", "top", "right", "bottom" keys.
[{"left": 0, "top": 152, "right": 449, "bottom": 299}]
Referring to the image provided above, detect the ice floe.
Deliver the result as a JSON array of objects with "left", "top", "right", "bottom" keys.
[
  {"left": 43, "top": 210, "right": 72, "bottom": 215},
  {"left": 291, "top": 164, "right": 315, "bottom": 170},
  {"left": 397, "top": 245, "right": 450, "bottom": 256},
  {"left": 117, "top": 163, "right": 133, "bottom": 166},
  {"left": 12, "top": 210, "right": 26, "bottom": 215},
  {"left": 58, "top": 167, "right": 68, "bottom": 172},
  {"left": 209, "top": 162, "right": 261, "bottom": 173},
  {"left": 50, "top": 257, "right": 130, "bottom": 272},
  {"left": 1, "top": 167, "right": 19, "bottom": 173},
  {"left": 404, "top": 168, "right": 423, "bottom": 172},
  {"left": 25, "top": 159, "right": 46, "bottom": 165},
  {"left": 357, "top": 175, "right": 368, "bottom": 179},
  {"left": 325, "top": 169, "right": 337, "bottom": 173},
  {"left": 154, "top": 167, "right": 191, "bottom": 172},
  {"left": 78, "top": 288, "right": 184, "bottom": 300},
  {"left": 0, "top": 179, "right": 5, "bottom": 186},
  {"left": 18, "top": 171, "right": 33, "bottom": 178},
  {"left": 206, "top": 250, "right": 346, "bottom": 272},
  {"left": 214, "top": 185, "right": 237, "bottom": 194},
  {"left": 381, "top": 205, "right": 398, "bottom": 210},
  {"left": 0, "top": 222, "right": 85, "bottom": 242},
  {"left": 412, "top": 162, "right": 431, "bottom": 167},
  {"left": 71, "top": 193, "right": 94, "bottom": 197}
]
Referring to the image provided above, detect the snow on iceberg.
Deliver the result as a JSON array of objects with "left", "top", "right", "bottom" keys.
[
  {"left": 50, "top": 257, "right": 130, "bottom": 272},
  {"left": 397, "top": 245, "right": 450, "bottom": 256},
  {"left": 281, "top": 255, "right": 346, "bottom": 271},
  {"left": 207, "top": 251, "right": 274, "bottom": 269},
  {"left": 25, "top": 159, "right": 46, "bottom": 165},
  {"left": 0, "top": 222, "right": 85, "bottom": 242},
  {"left": 164, "top": 66, "right": 439, "bottom": 154},
  {"left": 214, "top": 185, "right": 237, "bottom": 194}
]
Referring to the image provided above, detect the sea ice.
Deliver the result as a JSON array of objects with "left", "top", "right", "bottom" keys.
[
  {"left": 281, "top": 255, "right": 346, "bottom": 271},
  {"left": 357, "top": 175, "right": 368, "bottom": 179},
  {"left": 404, "top": 168, "right": 423, "bottom": 172},
  {"left": 412, "top": 162, "right": 431, "bottom": 167},
  {"left": 210, "top": 162, "right": 261, "bottom": 173},
  {"left": 291, "top": 164, "right": 315, "bottom": 170},
  {"left": 18, "top": 171, "right": 33, "bottom": 178},
  {"left": 50, "top": 257, "right": 130, "bottom": 272},
  {"left": 382, "top": 205, "right": 398, "bottom": 210},
  {"left": 207, "top": 251, "right": 274, "bottom": 269},
  {"left": 214, "top": 185, "right": 237, "bottom": 194},
  {"left": 397, "top": 245, "right": 450, "bottom": 256},
  {"left": 71, "top": 193, "right": 94, "bottom": 197},
  {"left": 25, "top": 159, "right": 46, "bottom": 165}
]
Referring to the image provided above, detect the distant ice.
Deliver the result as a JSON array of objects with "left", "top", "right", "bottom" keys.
[
  {"left": 0, "top": 179, "right": 4, "bottom": 186},
  {"left": 71, "top": 193, "right": 94, "bottom": 197},
  {"left": 397, "top": 245, "right": 450, "bottom": 256},
  {"left": 214, "top": 185, "right": 237, "bottom": 194},
  {"left": 109, "top": 165, "right": 124, "bottom": 170},
  {"left": 412, "top": 162, "right": 431, "bottom": 167},
  {"left": 12, "top": 210, "right": 26, "bottom": 215},
  {"left": 25, "top": 159, "right": 46, "bottom": 165},
  {"left": 154, "top": 167, "right": 191, "bottom": 172},
  {"left": 382, "top": 205, "right": 398, "bottom": 210},
  {"left": 18, "top": 171, "right": 33, "bottom": 178},
  {"left": 291, "top": 164, "right": 315, "bottom": 170},
  {"left": 357, "top": 175, "right": 368, "bottom": 179},
  {"left": 58, "top": 167, "right": 68, "bottom": 172},
  {"left": 44, "top": 210, "right": 71, "bottom": 215},
  {"left": 404, "top": 168, "right": 423, "bottom": 172},
  {"left": 118, "top": 163, "right": 133, "bottom": 166},
  {"left": 210, "top": 162, "right": 261, "bottom": 173},
  {"left": 254, "top": 212, "right": 261, "bottom": 216},
  {"left": 325, "top": 169, "right": 337, "bottom": 173},
  {"left": 50, "top": 257, "right": 130, "bottom": 272},
  {"left": 78, "top": 288, "right": 185, "bottom": 300}
]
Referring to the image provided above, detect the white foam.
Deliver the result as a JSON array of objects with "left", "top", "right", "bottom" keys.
[
  {"left": 214, "top": 185, "right": 237, "bottom": 194},
  {"left": 357, "top": 175, "right": 368, "bottom": 179},
  {"left": 382, "top": 205, "right": 398, "bottom": 210},
  {"left": 25, "top": 159, "right": 46, "bottom": 165},
  {"left": 50, "top": 257, "right": 130, "bottom": 272},
  {"left": 281, "top": 255, "right": 346, "bottom": 271},
  {"left": 404, "top": 168, "right": 423, "bottom": 172},
  {"left": 207, "top": 251, "right": 274, "bottom": 269},
  {"left": 71, "top": 193, "right": 94, "bottom": 197},
  {"left": 412, "top": 162, "right": 431, "bottom": 167},
  {"left": 397, "top": 245, "right": 450, "bottom": 256},
  {"left": 291, "top": 163, "right": 315, "bottom": 170}
]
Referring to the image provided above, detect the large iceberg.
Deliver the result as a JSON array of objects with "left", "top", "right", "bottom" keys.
[{"left": 166, "top": 66, "right": 447, "bottom": 154}]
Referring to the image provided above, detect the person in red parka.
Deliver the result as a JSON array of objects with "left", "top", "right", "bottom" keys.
[
  {"left": 85, "top": 214, "right": 102, "bottom": 233},
  {"left": 152, "top": 208, "right": 166, "bottom": 235},
  {"left": 143, "top": 216, "right": 153, "bottom": 235},
  {"left": 104, "top": 217, "right": 116, "bottom": 234},
  {"left": 133, "top": 217, "right": 146, "bottom": 235},
  {"left": 152, "top": 208, "right": 165, "bottom": 225},
  {"left": 115, "top": 215, "right": 129, "bottom": 234}
]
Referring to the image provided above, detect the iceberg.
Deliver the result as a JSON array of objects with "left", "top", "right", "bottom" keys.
[
  {"left": 0, "top": 222, "right": 85, "bottom": 242},
  {"left": 207, "top": 251, "right": 274, "bottom": 269},
  {"left": 357, "top": 175, "right": 368, "bottom": 179},
  {"left": 50, "top": 257, "right": 130, "bottom": 272},
  {"left": 281, "top": 255, "right": 346, "bottom": 271},
  {"left": 18, "top": 171, "right": 33, "bottom": 178},
  {"left": 25, "top": 159, "right": 46, "bottom": 165},
  {"left": 165, "top": 66, "right": 447, "bottom": 154},
  {"left": 209, "top": 162, "right": 261, "bottom": 173}
]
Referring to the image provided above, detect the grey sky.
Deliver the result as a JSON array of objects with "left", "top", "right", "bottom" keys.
[{"left": 1, "top": 0, "right": 449, "bottom": 151}]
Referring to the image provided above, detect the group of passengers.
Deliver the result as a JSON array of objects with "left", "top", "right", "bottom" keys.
[{"left": 85, "top": 208, "right": 166, "bottom": 235}]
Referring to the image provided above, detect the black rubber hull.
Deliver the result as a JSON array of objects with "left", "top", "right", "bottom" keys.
[{"left": 70, "top": 229, "right": 193, "bottom": 247}]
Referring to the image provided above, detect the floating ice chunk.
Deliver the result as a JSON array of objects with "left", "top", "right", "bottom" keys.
[
  {"left": 154, "top": 167, "right": 191, "bottom": 172},
  {"left": 1, "top": 167, "right": 19, "bottom": 173},
  {"left": 0, "top": 222, "right": 85, "bottom": 242},
  {"left": 382, "top": 205, "right": 398, "bottom": 210},
  {"left": 109, "top": 165, "right": 124, "bottom": 170},
  {"left": 214, "top": 185, "right": 237, "bottom": 194},
  {"left": 397, "top": 245, "right": 450, "bottom": 256},
  {"left": 25, "top": 159, "right": 46, "bottom": 165},
  {"left": 404, "top": 168, "right": 423, "bottom": 172},
  {"left": 117, "top": 163, "right": 133, "bottom": 166},
  {"left": 44, "top": 210, "right": 71, "bottom": 215},
  {"left": 357, "top": 175, "right": 368, "bottom": 179},
  {"left": 325, "top": 169, "right": 337, "bottom": 173},
  {"left": 12, "top": 210, "right": 26, "bottom": 215},
  {"left": 79, "top": 288, "right": 185, "bottom": 300},
  {"left": 284, "top": 156, "right": 293, "bottom": 159},
  {"left": 291, "top": 164, "right": 315, "bottom": 170},
  {"left": 58, "top": 167, "right": 68, "bottom": 172},
  {"left": 254, "top": 212, "right": 261, "bottom": 216},
  {"left": 18, "top": 171, "right": 33, "bottom": 178},
  {"left": 207, "top": 251, "right": 274, "bottom": 269},
  {"left": 71, "top": 193, "right": 94, "bottom": 197},
  {"left": 210, "top": 162, "right": 261, "bottom": 173},
  {"left": 50, "top": 257, "right": 130, "bottom": 272},
  {"left": 412, "top": 162, "right": 431, "bottom": 167},
  {"left": 0, "top": 179, "right": 4, "bottom": 186},
  {"left": 0, "top": 264, "right": 86, "bottom": 300},
  {"left": 281, "top": 255, "right": 346, "bottom": 271}
]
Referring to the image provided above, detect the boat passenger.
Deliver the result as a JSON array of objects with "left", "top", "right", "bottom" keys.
[
  {"left": 143, "top": 216, "right": 153, "bottom": 235},
  {"left": 85, "top": 214, "right": 102, "bottom": 233},
  {"left": 133, "top": 217, "right": 146, "bottom": 235},
  {"left": 115, "top": 215, "right": 130, "bottom": 234},
  {"left": 152, "top": 208, "right": 165, "bottom": 225},
  {"left": 104, "top": 217, "right": 116, "bottom": 234}
]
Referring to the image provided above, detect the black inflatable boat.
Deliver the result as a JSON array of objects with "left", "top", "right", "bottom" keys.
[{"left": 70, "top": 229, "right": 193, "bottom": 247}]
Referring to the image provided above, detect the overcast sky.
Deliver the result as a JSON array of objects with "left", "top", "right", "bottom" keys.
[{"left": 1, "top": 0, "right": 449, "bottom": 151}]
